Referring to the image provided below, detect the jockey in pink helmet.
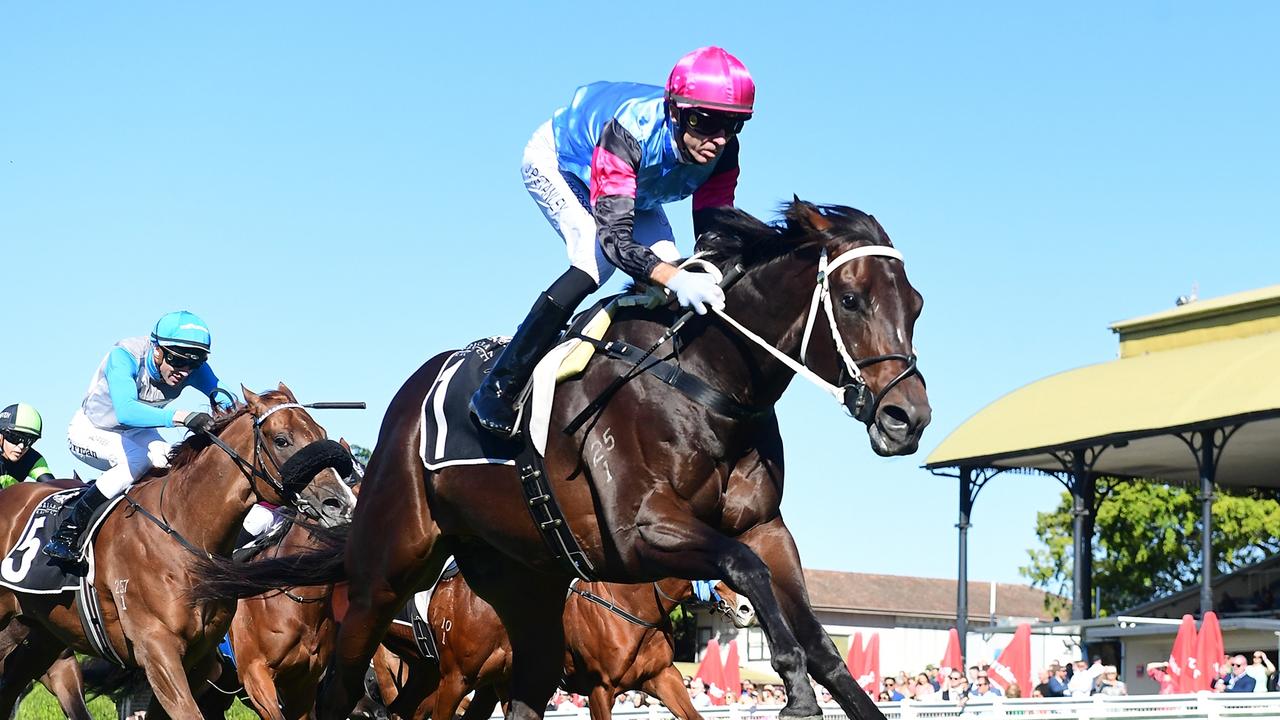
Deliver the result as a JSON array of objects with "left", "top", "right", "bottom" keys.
[{"left": 471, "top": 47, "right": 756, "bottom": 436}]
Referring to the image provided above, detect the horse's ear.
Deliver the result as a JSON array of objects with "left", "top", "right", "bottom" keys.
[
  {"left": 242, "top": 385, "right": 265, "bottom": 413},
  {"left": 788, "top": 198, "right": 832, "bottom": 232},
  {"left": 277, "top": 382, "right": 298, "bottom": 402},
  {"left": 338, "top": 437, "right": 351, "bottom": 451}
]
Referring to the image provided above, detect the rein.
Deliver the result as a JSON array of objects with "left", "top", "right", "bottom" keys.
[
  {"left": 710, "top": 244, "right": 919, "bottom": 424},
  {"left": 204, "top": 402, "right": 309, "bottom": 504},
  {"left": 119, "top": 402, "right": 322, "bottom": 564},
  {"left": 567, "top": 579, "right": 665, "bottom": 629},
  {"left": 564, "top": 244, "right": 919, "bottom": 434},
  {"left": 567, "top": 579, "right": 730, "bottom": 630}
]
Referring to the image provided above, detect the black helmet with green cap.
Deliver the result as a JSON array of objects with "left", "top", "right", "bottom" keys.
[{"left": 0, "top": 403, "right": 43, "bottom": 440}]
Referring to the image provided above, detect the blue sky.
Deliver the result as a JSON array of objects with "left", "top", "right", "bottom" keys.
[{"left": 3, "top": 3, "right": 1277, "bottom": 588}]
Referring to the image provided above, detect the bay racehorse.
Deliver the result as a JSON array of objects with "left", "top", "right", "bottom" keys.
[
  {"left": 376, "top": 575, "right": 752, "bottom": 720},
  {"left": 0, "top": 385, "right": 356, "bottom": 718},
  {"left": 199, "top": 201, "right": 929, "bottom": 720}
]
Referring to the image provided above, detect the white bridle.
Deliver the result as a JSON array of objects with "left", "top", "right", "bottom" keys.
[{"left": 683, "top": 244, "right": 908, "bottom": 415}]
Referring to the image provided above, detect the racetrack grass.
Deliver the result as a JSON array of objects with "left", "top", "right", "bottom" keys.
[{"left": 16, "top": 684, "right": 259, "bottom": 719}]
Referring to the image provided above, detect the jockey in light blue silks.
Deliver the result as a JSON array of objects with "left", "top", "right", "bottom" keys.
[{"left": 44, "top": 311, "right": 274, "bottom": 560}]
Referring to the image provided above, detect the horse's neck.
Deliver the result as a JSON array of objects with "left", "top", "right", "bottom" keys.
[
  {"left": 651, "top": 578, "right": 689, "bottom": 617},
  {"left": 695, "top": 256, "right": 819, "bottom": 406},
  {"left": 140, "top": 447, "right": 256, "bottom": 556}
]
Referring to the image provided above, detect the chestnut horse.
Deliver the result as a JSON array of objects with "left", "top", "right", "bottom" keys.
[
  {"left": 0, "top": 385, "right": 356, "bottom": 718},
  {"left": 377, "top": 575, "right": 753, "bottom": 720},
  {"left": 200, "top": 202, "right": 930, "bottom": 720}
]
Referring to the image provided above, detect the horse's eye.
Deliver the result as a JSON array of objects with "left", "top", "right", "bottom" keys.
[
  {"left": 840, "top": 293, "right": 863, "bottom": 311},
  {"left": 273, "top": 434, "right": 290, "bottom": 448}
]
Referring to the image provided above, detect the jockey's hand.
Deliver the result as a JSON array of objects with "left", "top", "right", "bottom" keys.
[
  {"left": 664, "top": 269, "right": 726, "bottom": 316},
  {"left": 182, "top": 411, "right": 215, "bottom": 434}
]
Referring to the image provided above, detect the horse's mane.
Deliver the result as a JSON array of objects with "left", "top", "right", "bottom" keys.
[
  {"left": 694, "top": 200, "right": 889, "bottom": 269},
  {"left": 161, "top": 404, "right": 251, "bottom": 474}
]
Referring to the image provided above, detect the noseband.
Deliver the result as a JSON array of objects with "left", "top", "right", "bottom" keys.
[{"left": 205, "top": 403, "right": 349, "bottom": 509}]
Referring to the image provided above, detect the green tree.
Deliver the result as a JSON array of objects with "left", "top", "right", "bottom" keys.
[{"left": 1021, "top": 479, "right": 1280, "bottom": 616}]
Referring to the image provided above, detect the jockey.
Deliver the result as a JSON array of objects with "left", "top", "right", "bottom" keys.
[
  {"left": 470, "top": 46, "right": 755, "bottom": 436},
  {"left": 0, "top": 403, "right": 54, "bottom": 488},
  {"left": 43, "top": 311, "right": 230, "bottom": 561}
]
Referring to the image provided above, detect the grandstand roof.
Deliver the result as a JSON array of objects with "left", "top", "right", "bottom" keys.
[
  {"left": 926, "top": 285, "right": 1280, "bottom": 488},
  {"left": 802, "top": 568, "right": 1062, "bottom": 622}
]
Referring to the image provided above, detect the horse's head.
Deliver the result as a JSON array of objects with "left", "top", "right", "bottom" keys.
[
  {"left": 670, "top": 579, "right": 755, "bottom": 629},
  {"left": 235, "top": 383, "right": 358, "bottom": 527},
  {"left": 784, "top": 201, "right": 931, "bottom": 455},
  {"left": 696, "top": 201, "right": 930, "bottom": 455}
]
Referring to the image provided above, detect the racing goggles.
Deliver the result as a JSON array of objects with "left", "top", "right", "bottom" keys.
[
  {"left": 680, "top": 107, "right": 751, "bottom": 137},
  {"left": 1, "top": 431, "right": 37, "bottom": 448},
  {"left": 160, "top": 346, "right": 208, "bottom": 370}
]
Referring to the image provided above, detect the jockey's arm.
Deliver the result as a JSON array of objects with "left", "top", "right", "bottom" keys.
[
  {"left": 691, "top": 136, "right": 740, "bottom": 238},
  {"left": 186, "top": 364, "right": 235, "bottom": 411},
  {"left": 591, "top": 120, "right": 663, "bottom": 283},
  {"left": 28, "top": 454, "right": 52, "bottom": 483},
  {"left": 105, "top": 347, "right": 182, "bottom": 428}
]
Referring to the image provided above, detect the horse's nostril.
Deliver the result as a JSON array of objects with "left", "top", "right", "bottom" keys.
[
  {"left": 322, "top": 498, "right": 345, "bottom": 512},
  {"left": 881, "top": 404, "right": 911, "bottom": 428}
]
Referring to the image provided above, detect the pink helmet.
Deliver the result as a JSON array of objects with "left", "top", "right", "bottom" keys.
[{"left": 665, "top": 46, "right": 755, "bottom": 115}]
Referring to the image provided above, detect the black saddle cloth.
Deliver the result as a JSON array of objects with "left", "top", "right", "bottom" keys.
[
  {"left": 0, "top": 489, "right": 119, "bottom": 594},
  {"left": 420, "top": 338, "right": 524, "bottom": 470}
]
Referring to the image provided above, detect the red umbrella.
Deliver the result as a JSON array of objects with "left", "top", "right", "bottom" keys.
[
  {"left": 722, "top": 639, "right": 742, "bottom": 700},
  {"left": 989, "top": 623, "right": 1032, "bottom": 696},
  {"left": 1196, "top": 611, "right": 1224, "bottom": 691},
  {"left": 695, "top": 639, "right": 726, "bottom": 705},
  {"left": 938, "top": 627, "right": 962, "bottom": 685},
  {"left": 858, "top": 634, "right": 881, "bottom": 695},
  {"left": 847, "top": 631, "right": 864, "bottom": 680},
  {"left": 1168, "top": 614, "right": 1199, "bottom": 693}
]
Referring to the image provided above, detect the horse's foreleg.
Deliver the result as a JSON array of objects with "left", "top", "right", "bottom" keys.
[
  {"left": 323, "top": 461, "right": 447, "bottom": 720},
  {"left": 0, "top": 622, "right": 67, "bottom": 717},
  {"left": 642, "top": 665, "right": 705, "bottom": 720},
  {"left": 740, "top": 516, "right": 884, "bottom": 720},
  {"left": 456, "top": 550, "right": 566, "bottom": 720},
  {"left": 586, "top": 686, "right": 616, "bottom": 720},
  {"left": 429, "top": 672, "right": 472, "bottom": 720},
  {"left": 133, "top": 636, "right": 206, "bottom": 719},
  {"left": 40, "top": 649, "right": 92, "bottom": 720},
  {"left": 242, "top": 659, "right": 287, "bottom": 720},
  {"left": 635, "top": 489, "right": 822, "bottom": 720},
  {"left": 461, "top": 685, "right": 501, "bottom": 720}
]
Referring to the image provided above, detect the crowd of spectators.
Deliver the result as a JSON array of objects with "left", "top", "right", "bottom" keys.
[
  {"left": 1147, "top": 649, "right": 1276, "bottom": 693},
  {"left": 543, "top": 650, "right": 1278, "bottom": 714}
]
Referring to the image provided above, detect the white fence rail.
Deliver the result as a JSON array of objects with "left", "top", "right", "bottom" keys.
[{"left": 533, "top": 692, "right": 1280, "bottom": 720}]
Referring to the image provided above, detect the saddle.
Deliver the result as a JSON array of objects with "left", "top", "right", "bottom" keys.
[
  {"left": 0, "top": 487, "right": 128, "bottom": 664},
  {"left": 417, "top": 287, "right": 768, "bottom": 582},
  {"left": 392, "top": 557, "right": 460, "bottom": 661}
]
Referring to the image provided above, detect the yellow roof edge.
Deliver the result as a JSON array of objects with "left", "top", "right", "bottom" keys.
[
  {"left": 924, "top": 408, "right": 1280, "bottom": 470},
  {"left": 1109, "top": 284, "right": 1280, "bottom": 334}
]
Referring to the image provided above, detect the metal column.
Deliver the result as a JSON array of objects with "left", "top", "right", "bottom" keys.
[
  {"left": 1070, "top": 451, "right": 1095, "bottom": 621},
  {"left": 957, "top": 466, "right": 973, "bottom": 662},
  {"left": 1199, "top": 430, "right": 1216, "bottom": 615}
]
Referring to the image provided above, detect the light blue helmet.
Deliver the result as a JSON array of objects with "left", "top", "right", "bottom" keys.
[{"left": 151, "top": 310, "right": 212, "bottom": 355}]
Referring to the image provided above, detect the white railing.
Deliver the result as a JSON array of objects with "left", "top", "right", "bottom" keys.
[{"left": 532, "top": 692, "right": 1280, "bottom": 720}]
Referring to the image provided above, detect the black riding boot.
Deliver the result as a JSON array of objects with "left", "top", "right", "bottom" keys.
[
  {"left": 43, "top": 484, "right": 109, "bottom": 561},
  {"left": 469, "top": 292, "right": 578, "bottom": 437}
]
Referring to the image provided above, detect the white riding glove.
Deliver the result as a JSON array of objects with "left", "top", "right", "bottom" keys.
[{"left": 664, "top": 269, "right": 726, "bottom": 316}]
